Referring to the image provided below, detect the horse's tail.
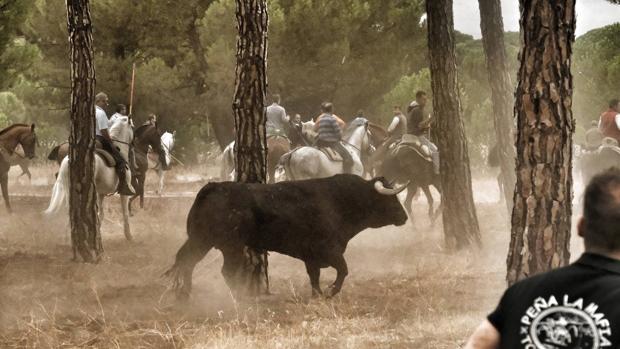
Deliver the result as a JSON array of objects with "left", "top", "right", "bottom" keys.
[
  {"left": 275, "top": 150, "right": 295, "bottom": 182},
  {"left": 44, "top": 157, "right": 70, "bottom": 215},
  {"left": 47, "top": 145, "right": 60, "bottom": 161}
]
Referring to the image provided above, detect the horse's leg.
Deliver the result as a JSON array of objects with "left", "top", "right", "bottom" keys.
[
  {"left": 421, "top": 186, "right": 435, "bottom": 225},
  {"left": 432, "top": 183, "right": 443, "bottom": 222},
  {"left": 403, "top": 183, "right": 418, "bottom": 221},
  {"left": 139, "top": 173, "right": 145, "bottom": 209},
  {"left": 97, "top": 194, "right": 104, "bottom": 230},
  {"left": 120, "top": 195, "right": 132, "bottom": 241},
  {"left": 157, "top": 169, "right": 164, "bottom": 195},
  {"left": 0, "top": 169, "right": 11, "bottom": 214}
]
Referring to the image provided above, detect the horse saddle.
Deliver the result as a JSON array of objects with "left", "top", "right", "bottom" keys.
[
  {"left": 319, "top": 146, "right": 344, "bottom": 162},
  {"left": 391, "top": 134, "right": 433, "bottom": 162},
  {"left": 267, "top": 129, "right": 289, "bottom": 139},
  {"left": 95, "top": 148, "right": 116, "bottom": 167}
]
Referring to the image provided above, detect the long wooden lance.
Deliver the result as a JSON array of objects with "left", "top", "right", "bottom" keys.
[{"left": 128, "top": 62, "right": 136, "bottom": 116}]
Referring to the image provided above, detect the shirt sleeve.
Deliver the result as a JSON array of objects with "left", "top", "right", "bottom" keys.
[
  {"left": 487, "top": 288, "right": 510, "bottom": 331},
  {"left": 96, "top": 110, "right": 109, "bottom": 131},
  {"left": 387, "top": 116, "right": 400, "bottom": 133},
  {"left": 615, "top": 114, "right": 620, "bottom": 130},
  {"left": 281, "top": 107, "right": 289, "bottom": 123}
]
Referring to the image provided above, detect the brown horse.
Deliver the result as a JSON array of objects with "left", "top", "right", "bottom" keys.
[
  {"left": 48, "top": 142, "right": 69, "bottom": 166},
  {"left": 0, "top": 123, "right": 37, "bottom": 213},
  {"left": 130, "top": 123, "right": 167, "bottom": 212},
  {"left": 267, "top": 136, "right": 290, "bottom": 183}
]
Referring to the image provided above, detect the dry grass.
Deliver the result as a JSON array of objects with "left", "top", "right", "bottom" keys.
[{"left": 0, "top": 165, "right": 578, "bottom": 348}]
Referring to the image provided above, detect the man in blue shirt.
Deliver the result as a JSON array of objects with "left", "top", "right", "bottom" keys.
[
  {"left": 313, "top": 102, "right": 352, "bottom": 174},
  {"left": 465, "top": 168, "right": 620, "bottom": 348}
]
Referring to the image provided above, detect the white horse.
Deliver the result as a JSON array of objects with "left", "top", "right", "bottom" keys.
[
  {"left": 219, "top": 120, "right": 317, "bottom": 181},
  {"left": 276, "top": 118, "right": 371, "bottom": 181},
  {"left": 44, "top": 116, "right": 134, "bottom": 240},
  {"left": 146, "top": 131, "right": 175, "bottom": 194}
]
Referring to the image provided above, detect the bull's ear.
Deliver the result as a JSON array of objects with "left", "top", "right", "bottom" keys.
[{"left": 31, "top": 123, "right": 35, "bottom": 131}]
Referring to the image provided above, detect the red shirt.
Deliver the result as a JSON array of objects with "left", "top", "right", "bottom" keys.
[{"left": 599, "top": 109, "right": 620, "bottom": 142}]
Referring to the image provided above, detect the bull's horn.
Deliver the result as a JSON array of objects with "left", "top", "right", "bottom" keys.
[{"left": 374, "top": 180, "right": 409, "bottom": 195}]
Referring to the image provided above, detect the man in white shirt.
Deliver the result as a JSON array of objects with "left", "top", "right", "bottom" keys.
[
  {"left": 95, "top": 92, "right": 134, "bottom": 195},
  {"left": 266, "top": 94, "right": 289, "bottom": 137},
  {"left": 109, "top": 104, "right": 127, "bottom": 126}
]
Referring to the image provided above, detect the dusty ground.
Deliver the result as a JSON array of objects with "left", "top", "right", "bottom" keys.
[{"left": 0, "top": 165, "right": 584, "bottom": 348}]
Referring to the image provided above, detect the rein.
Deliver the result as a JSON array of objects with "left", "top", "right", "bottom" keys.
[{"left": 112, "top": 138, "right": 132, "bottom": 146}]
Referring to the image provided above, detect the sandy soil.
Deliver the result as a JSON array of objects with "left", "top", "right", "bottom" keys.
[{"left": 0, "top": 165, "right": 584, "bottom": 348}]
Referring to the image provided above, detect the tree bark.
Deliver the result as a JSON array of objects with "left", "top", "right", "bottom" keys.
[
  {"left": 478, "top": 0, "right": 517, "bottom": 214},
  {"left": 66, "top": 0, "right": 102, "bottom": 263},
  {"left": 507, "top": 0, "right": 575, "bottom": 285},
  {"left": 426, "top": 0, "right": 481, "bottom": 249},
  {"left": 231, "top": 0, "right": 269, "bottom": 295}
]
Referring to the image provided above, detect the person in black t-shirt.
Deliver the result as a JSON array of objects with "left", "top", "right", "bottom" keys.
[{"left": 465, "top": 167, "right": 620, "bottom": 349}]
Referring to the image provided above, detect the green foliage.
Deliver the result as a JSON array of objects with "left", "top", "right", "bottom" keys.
[
  {"left": 0, "top": 0, "right": 37, "bottom": 89},
  {"left": 574, "top": 23, "right": 620, "bottom": 125}
]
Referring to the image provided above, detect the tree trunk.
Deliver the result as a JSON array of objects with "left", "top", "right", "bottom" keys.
[
  {"left": 426, "top": 0, "right": 481, "bottom": 249},
  {"left": 66, "top": 0, "right": 101, "bottom": 263},
  {"left": 231, "top": 0, "right": 269, "bottom": 295},
  {"left": 478, "top": 0, "right": 517, "bottom": 214},
  {"left": 507, "top": 0, "right": 575, "bottom": 285}
]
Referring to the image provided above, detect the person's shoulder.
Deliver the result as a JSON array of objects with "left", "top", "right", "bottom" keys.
[{"left": 507, "top": 262, "right": 587, "bottom": 295}]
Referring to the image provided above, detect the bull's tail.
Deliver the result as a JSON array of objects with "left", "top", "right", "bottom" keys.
[
  {"left": 44, "top": 157, "right": 70, "bottom": 215},
  {"left": 163, "top": 236, "right": 212, "bottom": 300}
]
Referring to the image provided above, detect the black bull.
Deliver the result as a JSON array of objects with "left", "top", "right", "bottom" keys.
[{"left": 165, "top": 174, "right": 408, "bottom": 299}]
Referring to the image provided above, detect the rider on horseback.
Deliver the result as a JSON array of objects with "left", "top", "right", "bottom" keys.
[
  {"left": 370, "top": 106, "right": 407, "bottom": 164},
  {"left": 313, "top": 102, "right": 353, "bottom": 174},
  {"left": 407, "top": 90, "right": 439, "bottom": 174},
  {"left": 95, "top": 92, "right": 135, "bottom": 196},
  {"left": 599, "top": 98, "right": 620, "bottom": 144},
  {"left": 266, "top": 94, "right": 289, "bottom": 138}
]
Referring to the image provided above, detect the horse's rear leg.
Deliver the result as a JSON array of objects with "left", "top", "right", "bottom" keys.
[
  {"left": 1, "top": 171, "right": 11, "bottom": 214},
  {"left": 404, "top": 183, "right": 418, "bottom": 223},
  {"left": 157, "top": 169, "right": 164, "bottom": 195},
  {"left": 120, "top": 195, "right": 132, "bottom": 241},
  {"left": 166, "top": 237, "right": 212, "bottom": 301},
  {"left": 421, "top": 186, "right": 435, "bottom": 225}
]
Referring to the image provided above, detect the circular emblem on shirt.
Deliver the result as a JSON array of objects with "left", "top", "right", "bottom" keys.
[
  {"left": 520, "top": 295, "right": 612, "bottom": 349},
  {"left": 530, "top": 307, "right": 599, "bottom": 348}
]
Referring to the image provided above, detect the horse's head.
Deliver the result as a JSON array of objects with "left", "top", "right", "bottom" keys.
[
  {"left": 19, "top": 124, "right": 37, "bottom": 159},
  {"left": 109, "top": 116, "right": 134, "bottom": 144},
  {"left": 159, "top": 131, "right": 175, "bottom": 170},
  {"left": 344, "top": 118, "right": 372, "bottom": 156}
]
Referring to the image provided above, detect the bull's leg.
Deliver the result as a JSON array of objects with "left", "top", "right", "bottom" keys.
[
  {"left": 220, "top": 248, "right": 245, "bottom": 293},
  {"left": 304, "top": 261, "right": 322, "bottom": 297},
  {"left": 0, "top": 170, "right": 11, "bottom": 214},
  {"left": 167, "top": 237, "right": 211, "bottom": 301},
  {"left": 325, "top": 254, "right": 348, "bottom": 298}
]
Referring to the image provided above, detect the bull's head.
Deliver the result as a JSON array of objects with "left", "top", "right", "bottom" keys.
[{"left": 366, "top": 177, "right": 409, "bottom": 228}]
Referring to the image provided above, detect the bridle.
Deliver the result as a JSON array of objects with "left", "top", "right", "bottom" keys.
[{"left": 342, "top": 122, "right": 370, "bottom": 154}]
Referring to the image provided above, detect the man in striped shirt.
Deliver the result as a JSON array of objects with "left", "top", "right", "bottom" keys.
[{"left": 314, "top": 102, "right": 353, "bottom": 173}]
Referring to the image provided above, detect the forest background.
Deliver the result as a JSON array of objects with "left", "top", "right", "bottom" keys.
[{"left": 1, "top": 0, "right": 618, "bottom": 166}]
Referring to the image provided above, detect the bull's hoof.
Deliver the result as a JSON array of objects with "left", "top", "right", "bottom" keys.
[
  {"left": 325, "top": 285, "right": 340, "bottom": 299},
  {"left": 311, "top": 289, "right": 323, "bottom": 298}
]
